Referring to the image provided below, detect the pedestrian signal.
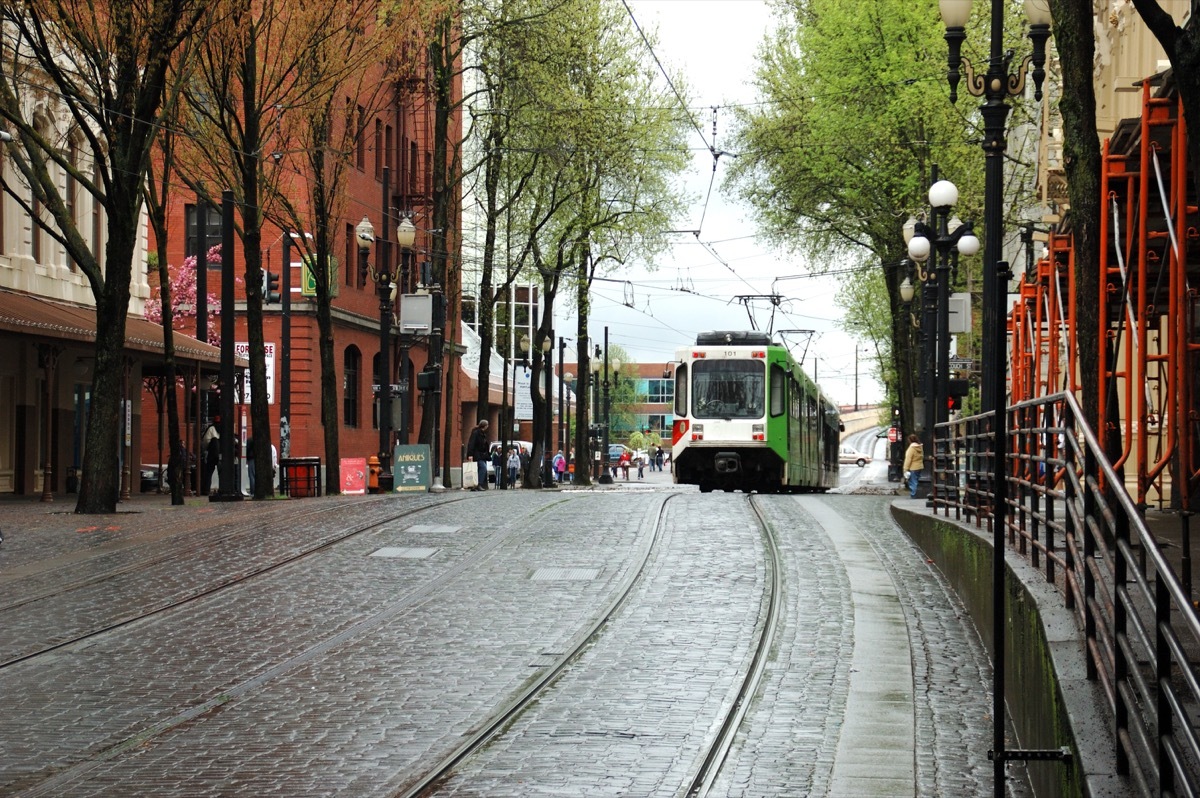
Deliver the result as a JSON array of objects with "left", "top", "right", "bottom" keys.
[{"left": 265, "top": 270, "right": 281, "bottom": 303}]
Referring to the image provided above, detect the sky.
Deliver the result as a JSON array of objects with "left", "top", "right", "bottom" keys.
[{"left": 555, "top": 0, "right": 884, "bottom": 409}]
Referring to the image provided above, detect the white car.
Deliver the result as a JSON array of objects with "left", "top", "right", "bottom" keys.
[{"left": 839, "top": 446, "right": 872, "bottom": 467}]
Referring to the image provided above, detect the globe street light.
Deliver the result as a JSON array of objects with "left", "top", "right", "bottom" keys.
[
  {"left": 541, "top": 333, "right": 553, "bottom": 487},
  {"left": 941, "top": 0, "right": 1050, "bottom": 413},
  {"left": 395, "top": 214, "right": 416, "bottom": 448},
  {"left": 939, "top": 1, "right": 1053, "bottom": 789},
  {"left": 905, "top": 176, "right": 978, "bottom": 430},
  {"left": 590, "top": 352, "right": 602, "bottom": 480},
  {"left": 356, "top": 215, "right": 394, "bottom": 491}
]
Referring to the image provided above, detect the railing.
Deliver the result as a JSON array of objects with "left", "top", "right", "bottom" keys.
[{"left": 931, "top": 391, "right": 1200, "bottom": 796}]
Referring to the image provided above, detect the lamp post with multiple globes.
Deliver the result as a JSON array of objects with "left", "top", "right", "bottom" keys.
[{"left": 937, "top": 0, "right": 1053, "bottom": 790}]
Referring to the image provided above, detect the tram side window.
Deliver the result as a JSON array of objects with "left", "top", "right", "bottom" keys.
[
  {"left": 674, "top": 364, "right": 688, "bottom": 417},
  {"left": 770, "top": 365, "right": 786, "bottom": 417}
]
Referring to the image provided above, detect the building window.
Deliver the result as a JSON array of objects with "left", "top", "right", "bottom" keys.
[
  {"left": 31, "top": 194, "right": 42, "bottom": 264},
  {"left": 65, "top": 137, "right": 78, "bottom": 271},
  {"left": 91, "top": 163, "right": 103, "bottom": 264},
  {"left": 185, "top": 204, "right": 223, "bottom": 259},
  {"left": 345, "top": 223, "right": 354, "bottom": 287},
  {"left": 372, "top": 352, "right": 382, "bottom": 429},
  {"left": 645, "top": 378, "right": 674, "bottom": 403},
  {"left": 374, "top": 119, "right": 382, "bottom": 178},
  {"left": 385, "top": 124, "right": 393, "bottom": 170},
  {"left": 409, "top": 140, "right": 418, "bottom": 193},
  {"left": 344, "top": 346, "right": 361, "bottom": 428},
  {"left": 357, "top": 105, "right": 366, "bottom": 170}
]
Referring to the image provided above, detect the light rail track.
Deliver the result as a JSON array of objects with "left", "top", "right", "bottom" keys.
[
  {"left": 399, "top": 492, "right": 784, "bottom": 798},
  {"left": 0, "top": 495, "right": 466, "bottom": 669}
]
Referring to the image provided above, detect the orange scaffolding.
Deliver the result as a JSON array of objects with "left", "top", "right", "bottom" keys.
[
  {"left": 1010, "top": 231, "right": 1076, "bottom": 403},
  {"left": 1095, "top": 80, "right": 1195, "bottom": 509},
  {"left": 1006, "top": 77, "right": 1195, "bottom": 510}
]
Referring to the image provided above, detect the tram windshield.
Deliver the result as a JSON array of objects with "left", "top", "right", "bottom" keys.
[{"left": 691, "top": 359, "right": 764, "bottom": 419}]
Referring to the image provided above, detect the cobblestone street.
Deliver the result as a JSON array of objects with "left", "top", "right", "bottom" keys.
[{"left": 0, "top": 468, "right": 1016, "bottom": 796}]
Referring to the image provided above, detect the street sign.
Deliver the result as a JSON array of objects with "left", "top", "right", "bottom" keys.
[
  {"left": 948, "top": 358, "right": 975, "bottom": 371},
  {"left": 887, "top": 427, "right": 900, "bottom": 443}
]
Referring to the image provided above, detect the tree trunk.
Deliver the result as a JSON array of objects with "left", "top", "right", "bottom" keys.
[
  {"left": 76, "top": 210, "right": 136, "bottom": 513},
  {"left": 1050, "top": 0, "right": 1102, "bottom": 435}
]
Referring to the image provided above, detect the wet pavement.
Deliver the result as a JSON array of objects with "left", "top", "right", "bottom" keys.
[{"left": 0, "top": 459, "right": 1024, "bottom": 796}]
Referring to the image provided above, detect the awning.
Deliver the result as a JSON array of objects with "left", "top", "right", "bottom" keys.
[{"left": 0, "top": 289, "right": 235, "bottom": 365}]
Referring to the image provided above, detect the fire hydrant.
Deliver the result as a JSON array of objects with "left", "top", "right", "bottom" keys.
[{"left": 368, "top": 455, "right": 381, "bottom": 493}]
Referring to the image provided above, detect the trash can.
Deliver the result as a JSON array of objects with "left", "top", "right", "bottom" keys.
[{"left": 280, "top": 457, "right": 322, "bottom": 498}]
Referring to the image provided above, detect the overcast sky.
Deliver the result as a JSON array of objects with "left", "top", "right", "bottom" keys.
[{"left": 558, "top": 0, "right": 884, "bottom": 409}]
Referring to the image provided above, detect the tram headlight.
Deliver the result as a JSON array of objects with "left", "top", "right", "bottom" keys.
[
  {"left": 752, "top": 424, "right": 765, "bottom": 441},
  {"left": 691, "top": 423, "right": 704, "bottom": 441}
]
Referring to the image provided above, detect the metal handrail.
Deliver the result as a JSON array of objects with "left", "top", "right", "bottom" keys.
[{"left": 932, "top": 391, "right": 1200, "bottom": 795}]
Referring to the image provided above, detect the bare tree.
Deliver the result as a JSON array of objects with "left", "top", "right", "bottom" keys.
[
  {"left": 0, "top": 0, "right": 211, "bottom": 512},
  {"left": 178, "top": 0, "right": 386, "bottom": 497}
]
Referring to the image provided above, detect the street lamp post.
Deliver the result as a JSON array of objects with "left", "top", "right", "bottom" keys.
[
  {"left": 563, "top": 371, "right": 574, "bottom": 476},
  {"left": 396, "top": 215, "right": 416, "bottom": 450},
  {"left": 597, "top": 326, "right": 618, "bottom": 485},
  {"left": 938, "top": 1, "right": 1053, "bottom": 790},
  {"left": 590, "top": 352, "right": 601, "bottom": 480},
  {"left": 542, "top": 334, "right": 553, "bottom": 487},
  {"left": 356, "top": 215, "right": 394, "bottom": 489},
  {"left": 515, "top": 334, "right": 529, "bottom": 486},
  {"left": 905, "top": 177, "right": 979, "bottom": 430},
  {"left": 558, "top": 335, "right": 568, "bottom": 451},
  {"left": 941, "top": 0, "right": 1050, "bottom": 413}
]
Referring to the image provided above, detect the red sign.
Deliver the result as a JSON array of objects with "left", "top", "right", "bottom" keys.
[
  {"left": 341, "top": 457, "right": 367, "bottom": 495},
  {"left": 887, "top": 427, "right": 900, "bottom": 443}
]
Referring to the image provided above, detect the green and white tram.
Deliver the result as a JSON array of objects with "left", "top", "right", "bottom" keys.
[{"left": 670, "top": 331, "right": 841, "bottom": 493}]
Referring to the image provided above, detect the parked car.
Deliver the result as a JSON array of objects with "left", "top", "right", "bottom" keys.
[
  {"left": 608, "top": 443, "right": 633, "bottom": 461},
  {"left": 839, "top": 445, "right": 872, "bottom": 467}
]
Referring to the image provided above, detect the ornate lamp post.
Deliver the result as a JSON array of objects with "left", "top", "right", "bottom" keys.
[
  {"left": 590, "top": 351, "right": 602, "bottom": 481},
  {"left": 597, "top": 326, "right": 619, "bottom": 485},
  {"left": 563, "top": 371, "right": 574, "bottom": 474},
  {"left": 941, "top": 0, "right": 1050, "bottom": 413},
  {"left": 513, "top": 334, "right": 529, "bottom": 486},
  {"left": 939, "top": 2, "right": 1053, "bottom": 790},
  {"left": 395, "top": 215, "right": 416, "bottom": 449},
  {"left": 541, "top": 334, "right": 553, "bottom": 487},
  {"left": 905, "top": 178, "right": 979, "bottom": 430},
  {"left": 357, "top": 215, "right": 396, "bottom": 490}
]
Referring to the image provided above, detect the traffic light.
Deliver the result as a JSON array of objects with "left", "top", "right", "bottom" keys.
[
  {"left": 264, "top": 270, "right": 281, "bottom": 303},
  {"left": 947, "top": 378, "right": 969, "bottom": 412}
]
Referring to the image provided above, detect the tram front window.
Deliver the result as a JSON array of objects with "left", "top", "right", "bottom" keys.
[{"left": 692, "top": 360, "right": 764, "bottom": 419}]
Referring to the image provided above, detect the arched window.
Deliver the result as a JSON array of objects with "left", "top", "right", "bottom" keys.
[
  {"left": 65, "top": 134, "right": 81, "bottom": 271},
  {"left": 344, "top": 346, "right": 361, "bottom": 428},
  {"left": 371, "top": 352, "right": 381, "bottom": 429},
  {"left": 31, "top": 115, "right": 50, "bottom": 265}
]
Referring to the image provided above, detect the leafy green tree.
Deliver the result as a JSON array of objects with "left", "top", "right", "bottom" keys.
[
  {"left": 471, "top": 0, "right": 688, "bottom": 485},
  {"left": 178, "top": 0, "right": 388, "bottom": 497},
  {"left": 725, "top": 0, "right": 1037, "bottom": 436}
]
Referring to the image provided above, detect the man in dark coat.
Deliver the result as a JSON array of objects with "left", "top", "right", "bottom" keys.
[{"left": 465, "top": 420, "right": 490, "bottom": 491}]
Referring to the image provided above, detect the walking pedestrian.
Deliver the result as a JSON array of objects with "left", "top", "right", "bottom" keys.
[
  {"left": 465, "top": 419, "right": 490, "bottom": 491},
  {"left": 903, "top": 434, "right": 925, "bottom": 499},
  {"left": 654, "top": 446, "right": 664, "bottom": 472},
  {"left": 201, "top": 416, "right": 220, "bottom": 495},
  {"left": 553, "top": 449, "right": 566, "bottom": 483}
]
